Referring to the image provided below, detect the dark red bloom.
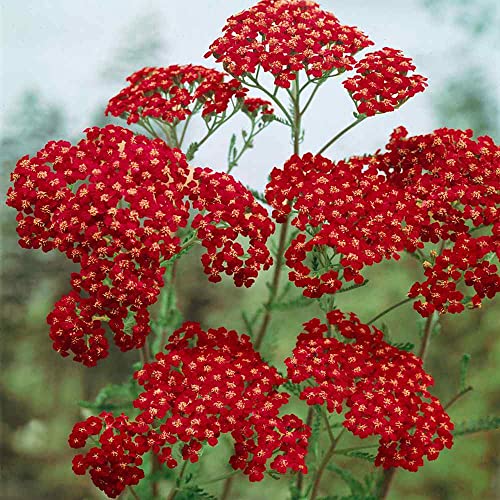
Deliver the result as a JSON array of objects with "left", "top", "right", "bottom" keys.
[
  {"left": 69, "top": 412, "right": 148, "bottom": 498},
  {"left": 343, "top": 47, "right": 427, "bottom": 116},
  {"left": 265, "top": 152, "right": 414, "bottom": 298},
  {"left": 106, "top": 65, "right": 247, "bottom": 124},
  {"left": 379, "top": 127, "right": 500, "bottom": 315},
  {"left": 133, "top": 322, "right": 310, "bottom": 480},
  {"left": 7, "top": 125, "right": 274, "bottom": 365},
  {"left": 285, "top": 310, "right": 454, "bottom": 471},
  {"left": 207, "top": 0, "right": 373, "bottom": 87},
  {"left": 265, "top": 128, "right": 499, "bottom": 314}
]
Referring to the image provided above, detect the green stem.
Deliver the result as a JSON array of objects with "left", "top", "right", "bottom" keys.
[
  {"left": 444, "top": 386, "right": 473, "bottom": 410},
  {"left": 366, "top": 297, "right": 413, "bottom": 324},
  {"left": 309, "top": 430, "right": 344, "bottom": 500},
  {"left": 244, "top": 74, "right": 293, "bottom": 125},
  {"left": 317, "top": 117, "right": 366, "bottom": 156},
  {"left": 128, "top": 486, "right": 141, "bottom": 500},
  {"left": 166, "top": 460, "right": 188, "bottom": 500},
  {"left": 253, "top": 75, "right": 301, "bottom": 351}
]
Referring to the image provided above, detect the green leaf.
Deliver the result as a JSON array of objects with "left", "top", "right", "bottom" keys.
[
  {"left": 343, "top": 451, "right": 376, "bottom": 463},
  {"left": 388, "top": 341, "right": 415, "bottom": 352},
  {"left": 270, "top": 295, "right": 314, "bottom": 311},
  {"left": 327, "top": 463, "right": 365, "bottom": 496},
  {"left": 336, "top": 280, "right": 370, "bottom": 293},
  {"left": 177, "top": 486, "right": 217, "bottom": 500},
  {"left": 453, "top": 416, "right": 500, "bottom": 436},
  {"left": 78, "top": 379, "right": 139, "bottom": 412},
  {"left": 460, "top": 353, "right": 471, "bottom": 391}
]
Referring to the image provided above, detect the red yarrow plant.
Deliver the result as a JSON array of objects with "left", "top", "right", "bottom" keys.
[{"left": 6, "top": 1, "right": 499, "bottom": 499}]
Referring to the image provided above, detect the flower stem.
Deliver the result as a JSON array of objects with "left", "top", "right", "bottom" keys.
[
  {"left": 254, "top": 75, "right": 301, "bottom": 350},
  {"left": 166, "top": 460, "right": 188, "bottom": 500},
  {"left": 444, "top": 386, "right": 473, "bottom": 410},
  {"left": 309, "top": 429, "right": 344, "bottom": 500},
  {"left": 366, "top": 297, "right": 413, "bottom": 324},
  {"left": 128, "top": 486, "right": 141, "bottom": 500},
  {"left": 317, "top": 117, "right": 366, "bottom": 156}
]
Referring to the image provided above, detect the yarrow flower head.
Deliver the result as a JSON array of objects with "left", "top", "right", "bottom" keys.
[
  {"left": 378, "top": 127, "right": 500, "bottom": 316},
  {"left": 133, "top": 322, "right": 310, "bottom": 481},
  {"left": 206, "top": 0, "right": 373, "bottom": 87},
  {"left": 106, "top": 65, "right": 247, "bottom": 124},
  {"left": 285, "top": 310, "right": 454, "bottom": 471},
  {"left": 6, "top": 125, "right": 274, "bottom": 365},
  {"left": 68, "top": 322, "right": 310, "bottom": 493},
  {"left": 265, "top": 152, "right": 415, "bottom": 297},
  {"left": 265, "top": 128, "right": 499, "bottom": 314},
  {"left": 343, "top": 47, "right": 427, "bottom": 116},
  {"left": 69, "top": 413, "right": 148, "bottom": 498}
]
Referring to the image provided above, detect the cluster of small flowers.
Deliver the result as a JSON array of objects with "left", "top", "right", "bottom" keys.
[
  {"left": 133, "top": 322, "right": 310, "bottom": 481},
  {"left": 242, "top": 97, "right": 274, "bottom": 116},
  {"left": 7, "top": 125, "right": 274, "bottom": 365},
  {"left": 343, "top": 47, "right": 427, "bottom": 116},
  {"left": 206, "top": 0, "right": 373, "bottom": 87},
  {"left": 189, "top": 168, "right": 274, "bottom": 286},
  {"left": 265, "top": 128, "right": 499, "bottom": 314},
  {"left": 106, "top": 65, "right": 247, "bottom": 124},
  {"left": 378, "top": 127, "right": 500, "bottom": 316},
  {"left": 265, "top": 152, "right": 416, "bottom": 298},
  {"left": 68, "top": 323, "right": 310, "bottom": 492},
  {"left": 69, "top": 413, "right": 148, "bottom": 498},
  {"left": 285, "top": 310, "right": 454, "bottom": 471}
]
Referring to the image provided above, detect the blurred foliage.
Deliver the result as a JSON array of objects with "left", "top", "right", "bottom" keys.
[
  {"left": 421, "top": 0, "right": 499, "bottom": 37},
  {"left": 100, "top": 12, "right": 166, "bottom": 83},
  {"left": 434, "top": 68, "right": 499, "bottom": 139}
]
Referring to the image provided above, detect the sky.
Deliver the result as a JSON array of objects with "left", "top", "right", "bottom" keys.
[{"left": 0, "top": 0, "right": 496, "bottom": 189}]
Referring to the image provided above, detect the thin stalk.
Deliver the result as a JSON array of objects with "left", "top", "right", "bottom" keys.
[
  {"left": 128, "top": 486, "right": 140, "bottom": 500},
  {"left": 417, "top": 313, "right": 435, "bottom": 361},
  {"left": 445, "top": 386, "right": 473, "bottom": 410},
  {"left": 178, "top": 113, "right": 193, "bottom": 148},
  {"left": 317, "top": 117, "right": 366, "bottom": 156},
  {"left": 245, "top": 74, "right": 293, "bottom": 125},
  {"left": 166, "top": 460, "right": 188, "bottom": 500},
  {"left": 253, "top": 76, "right": 301, "bottom": 350},
  {"left": 296, "top": 407, "right": 315, "bottom": 494},
  {"left": 300, "top": 80, "right": 325, "bottom": 115},
  {"left": 310, "top": 430, "right": 344, "bottom": 500},
  {"left": 366, "top": 297, "right": 413, "bottom": 324}
]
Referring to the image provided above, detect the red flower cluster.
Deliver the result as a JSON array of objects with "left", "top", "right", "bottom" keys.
[
  {"left": 242, "top": 97, "right": 274, "bottom": 116},
  {"left": 133, "top": 322, "right": 310, "bottom": 481},
  {"left": 207, "top": 0, "right": 373, "bottom": 87},
  {"left": 7, "top": 125, "right": 273, "bottom": 364},
  {"left": 265, "top": 152, "right": 415, "bottom": 298},
  {"left": 69, "top": 413, "right": 147, "bottom": 498},
  {"left": 189, "top": 168, "right": 274, "bottom": 286},
  {"left": 379, "top": 127, "right": 500, "bottom": 316},
  {"left": 265, "top": 128, "right": 499, "bottom": 314},
  {"left": 343, "top": 47, "right": 427, "bottom": 116},
  {"left": 286, "top": 310, "right": 454, "bottom": 471},
  {"left": 106, "top": 65, "right": 247, "bottom": 124}
]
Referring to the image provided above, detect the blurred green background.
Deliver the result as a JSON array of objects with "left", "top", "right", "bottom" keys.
[{"left": 1, "top": 1, "right": 499, "bottom": 499}]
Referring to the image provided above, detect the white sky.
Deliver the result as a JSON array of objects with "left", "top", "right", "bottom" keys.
[{"left": 0, "top": 0, "right": 496, "bottom": 189}]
